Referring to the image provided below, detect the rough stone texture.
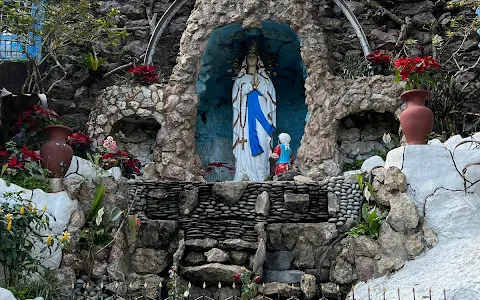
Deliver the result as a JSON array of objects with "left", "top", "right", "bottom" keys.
[
  {"left": 139, "top": 220, "right": 177, "bottom": 248},
  {"left": 150, "top": 0, "right": 404, "bottom": 181},
  {"left": 355, "top": 256, "right": 375, "bottom": 282},
  {"left": 229, "top": 251, "right": 250, "bottom": 266},
  {"left": 126, "top": 273, "right": 163, "bottom": 298},
  {"left": 265, "top": 251, "right": 294, "bottom": 271},
  {"left": 255, "top": 191, "right": 270, "bottom": 217},
  {"left": 259, "top": 283, "right": 301, "bottom": 298},
  {"left": 211, "top": 182, "right": 248, "bottom": 206},
  {"left": 300, "top": 274, "right": 317, "bottom": 299},
  {"left": 252, "top": 222, "right": 267, "bottom": 276},
  {"left": 327, "top": 192, "right": 339, "bottom": 217},
  {"left": 384, "top": 166, "right": 408, "bottom": 193},
  {"left": 185, "top": 238, "right": 218, "bottom": 250},
  {"left": 180, "top": 187, "right": 199, "bottom": 215},
  {"left": 386, "top": 193, "right": 419, "bottom": 232},
  {"left": 330, "top": 257, "right": 356, "bottom": 285},
  {"left": 184, "top": 252, "right": 207, "bottom": 266},
  {"left": 351, "top": 145, "right": 480, "bottom": 298},
  {"left": 87, "top": 84, "right": 163, "bottom": 138},
  {"left": 205, "top": 248, "right": 230, "bottom": 263},
  {"left": 267, "top": 223, "right": 337, "bottom": 269},
  {"left": 131, "top": 248, "right": 170, "bottom": 274},
  {"left": 264, "top": 270, "right": 305, "bottom": 284},
  {"left": 181, "top": 263, "right": 244, "bottom": 283},
  {"left": 284, "top": 193, "right": 310, "bottom": 212},
  {"left": 353, "top": 236, "right": 379, "bottom": 258}
]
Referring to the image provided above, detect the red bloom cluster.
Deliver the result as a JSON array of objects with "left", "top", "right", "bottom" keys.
[
  {"left": 13, "top": 105, "right": 58, "bottom": 131},
  {"left": 366, "top": 51, "right": 391, "bottom": 66},
  {"left": 67, "top": 132, "right": 93, "bottom": 147},
  {"left": 101, "top": 150, "right": 141, "bottom": 175},
  {"left": 128, "top": 65, "right": 160, "bottom": 84},
  {"left": 1, "top": 146, "right": 41, "bottom": 173},
  {"left": 394, "top": 56, "right": 441, "bottom": 80}
]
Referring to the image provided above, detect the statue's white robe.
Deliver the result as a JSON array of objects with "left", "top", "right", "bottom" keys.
[{"left": 232, "top": 73, "right": 276, "bottom": 181}]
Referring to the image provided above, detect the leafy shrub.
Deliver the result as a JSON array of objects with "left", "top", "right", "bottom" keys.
[
  {"left": 0, "top": 192, "right": 69, "bottom": 287},
  {"left": 0, "top": 142, "right": 51, "bottom": 192},
  {"left": 347, "top": 203, "right": 387, "bottom": 239}
]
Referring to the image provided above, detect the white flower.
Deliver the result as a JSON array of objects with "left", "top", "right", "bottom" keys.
[
  {"left": 183, "top": 291, "right": 190, "bottom": 298},
  {"left": 364, "top": 187, "right": 371, "bottom": 201},
  {"left": 95, "top": 207, "right": 105, "bottom": 226},
  {"left": 382, "top": 133, "right": 392, "bottom": 144}
]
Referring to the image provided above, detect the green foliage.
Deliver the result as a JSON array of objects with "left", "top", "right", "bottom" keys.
[
  {"left": 342, "top": 160, "right": 364, "bottom": 172},
  {"left": 86, "top": 182, "right": 106, "bottom": 223},
  {"left": 0, "top": 0, "right": 128, "bottom": 93},
  {"left": 429, "top": 75, "right": 467, "bottom": 137},
  {"left": 370, "top": 149, "right": 387, "bottom": 161},
  {"left": 347, "top": 203, "right": 387, "bottom": 239},
  {"left": 82, "top": 53, "right": 106, "bottom": 72},
  {"left": 2, "top": 172, "right": 51, "bottom": 192},
  {"left": 0, "top": 192, "right": 67, "bottom": 287},
  {"left": 14, "top": 269, "right": 64, "bottom": 300},
  {"left": 235, "top": 268, "right": 260, "bottom": 300},
  {"left": 167, "top": 266, "right": 189, "bottom": 300},
  {"left": 338, "top": 55, "right": 370, "bottom": 79}
]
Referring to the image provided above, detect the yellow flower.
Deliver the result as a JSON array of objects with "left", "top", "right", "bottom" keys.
[
  {"left": 19, "top": 206, "right": 25, "bottom": 215},
  {"left": 43, "top": 205, "right": 47, "bottom": 211},
  {"left": 28, "top": 203, "right": 33, "bottom": 212},
  {"left": 6, "top": 213, "right": 11, "bottom": 223},
  {"left": 32, "top": 205, "right": 37, "bottom": 214},
  {"left": 46, "top": 235, "right": 53, "bottom": 247},
  {"left": 59, "top": 231, "right": 70, "bottom": 243},
  {"left": 7, "top": 221, "right": 11, "bottom": 231}
]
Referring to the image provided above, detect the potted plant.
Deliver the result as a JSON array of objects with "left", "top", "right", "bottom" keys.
[{"left": 394, "top": 56, "right": 442, "bottom": 144}]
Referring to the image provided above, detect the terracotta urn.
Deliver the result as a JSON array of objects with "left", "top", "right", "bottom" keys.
[
  {"left": 40, "top": 125, "right": 74, "bottom": 178},
  {"left": 400, "top": 89, "right": 434, "bottom": 145}
]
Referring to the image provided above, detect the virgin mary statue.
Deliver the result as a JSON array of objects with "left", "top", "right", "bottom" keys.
[{"left": 232, "top": 45, "right": 276, "bottom": 181}]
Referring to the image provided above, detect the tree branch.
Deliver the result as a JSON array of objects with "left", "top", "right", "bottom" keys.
[
  {"left": 395, "top": 17, "right": 412, "bottom": 49},
  {"left": 365, "top": 0, "right": 404, "bottom": 25}
]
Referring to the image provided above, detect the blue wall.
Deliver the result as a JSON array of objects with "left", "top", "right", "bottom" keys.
[{"left": 196, "top": 22, "right": 307, "bottom": 181}]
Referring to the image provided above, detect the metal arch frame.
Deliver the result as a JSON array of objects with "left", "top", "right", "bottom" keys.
[{"left": 143, "top": 0, "right": 371, "bottom": 66}]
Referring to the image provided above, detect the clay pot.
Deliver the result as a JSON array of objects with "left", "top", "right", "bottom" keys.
[
  {"left": 40, "top": 125, "right": 74, "bottom": 178},
  {"left": 400, "top": 89, "right": 433, "bottom": 145}
]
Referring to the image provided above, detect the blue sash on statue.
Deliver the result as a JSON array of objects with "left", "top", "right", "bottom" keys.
[
  {"left": 277, "top": 144, "right": 291, "bottom": 164},
  {"left": 248, "top": 89, "right": 275, "bottom": 156}
]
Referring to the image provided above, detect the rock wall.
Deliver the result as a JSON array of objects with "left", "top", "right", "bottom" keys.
[
  {"left": 150, "top": 0, "right": 404, "bottom": 181},
  {"left": 127, "top": 180, "right": 364, "bottom": 241},
  {"left": 350, "top": 145, "right": 480, "bottom": 299}
]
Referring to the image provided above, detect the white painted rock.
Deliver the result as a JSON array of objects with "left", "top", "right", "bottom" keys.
[
  {"left": 427, "top": 138, "right": 442, "bottom": 145},
  {"left": 361, "top": 156, "right": 385, "bottom": 172},
  {"left": 0, "top": 288, "right": 16, "bottom": 300},
  {"left": 350, "top": 146, "right": 480, "bottom": 299},
  {"left": 65, "top": 156, "right": 122, "bottom": 180},
  {"left": 0, "top": 179, "right": 78, "bottom": 269},
  {"left": 443, "top": 133, "right": 480, "bottom": 150}
]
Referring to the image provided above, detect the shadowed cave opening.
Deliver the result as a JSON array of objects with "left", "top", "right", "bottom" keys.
[{"left": 195, "top": 22, "right": 307, "bottom": 182}]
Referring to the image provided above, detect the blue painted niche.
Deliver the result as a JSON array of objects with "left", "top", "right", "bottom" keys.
[{"left": 196, "top": 22, "right": 307, "bottom": 181}]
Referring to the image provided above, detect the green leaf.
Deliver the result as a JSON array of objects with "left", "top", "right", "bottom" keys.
[
  {"left": 109, "top": 207, "right": 123, "bottom": 222},
  {"left": 87, "top": 182, "right": 105, "bottom": 223},
  {"left": 356, "top": 173, "right": 363, "bottom": 190}
]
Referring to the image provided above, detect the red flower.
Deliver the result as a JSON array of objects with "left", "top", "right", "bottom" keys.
[
  {"left": 101, "top": 153, "right": 115, "bottom": 160},
  {"left": 254, "top": 276, "right": 261, "bottom": 283},
  {"left": 21, "top": 146, "right": 41, "bottom": 161},
  {"left": 234, "top": 273, "right": 241, "bottom": 281},
  {"left": 8, "top": 157, "right": 25, "bottom": 169},
  {"left": 0, "top": 151, "right": 10, "bottom": 158},
  {"left": 366, "top": 51, "right": 390, "bottom": 66},
  {"left": 128, "top": 64, "right": 160, "bottom": 84},
  {"left": 68, "top": 132, "right": 93, "bottom": 146}
]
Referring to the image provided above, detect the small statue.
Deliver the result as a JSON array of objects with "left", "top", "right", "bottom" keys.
[{"left": 270, "top": 133, "right": 295, "bottom": 176}]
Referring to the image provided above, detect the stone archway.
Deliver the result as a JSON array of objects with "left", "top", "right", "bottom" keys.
[
  {"left": 152, "top": 0, "right": 404, "bottom": 181},
  {"left": 195, "top": 22, "right": 307, "bottom": 182}
]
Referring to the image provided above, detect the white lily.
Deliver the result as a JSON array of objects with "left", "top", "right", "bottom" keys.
[
  {"left": 364, "top": 186, "right": 371, "bottom": 201},
  {"left": 383, "top": 133, "right": 392, "bottom": 144},
  {"left": 95, "top": 207, "right": 104, "bottom": 226}
]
